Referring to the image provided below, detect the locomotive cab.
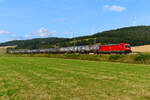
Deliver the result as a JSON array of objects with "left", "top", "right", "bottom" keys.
[{"left": 121, "top": 43, "right": 132, "bottom": 53}]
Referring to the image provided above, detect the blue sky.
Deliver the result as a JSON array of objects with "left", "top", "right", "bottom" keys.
[{"left": 0, "top": 0, "right": 149, "bottom": 42}]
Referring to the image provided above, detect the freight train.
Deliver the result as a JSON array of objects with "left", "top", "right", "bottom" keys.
[{"left": 8, "top": 43, "right": 131, "bottom": 54}]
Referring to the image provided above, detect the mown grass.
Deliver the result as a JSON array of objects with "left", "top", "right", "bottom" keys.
[{"left": 0, "top": 57, "right": 150, "bottom": 100}]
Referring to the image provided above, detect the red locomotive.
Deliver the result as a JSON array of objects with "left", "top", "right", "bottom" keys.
[{"left": 98, "top": 43, "right": 131, "bottom": 54}]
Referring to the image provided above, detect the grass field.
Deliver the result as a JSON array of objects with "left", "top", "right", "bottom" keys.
[
  {"left": 132, "top": 45, "right": 150, "bottom": 52},
  {"left": 0, "top": 46, "right": 16, "bottom": 54},
  {"left": 0, "top": 57, "right": 150, "bottom": 100}
]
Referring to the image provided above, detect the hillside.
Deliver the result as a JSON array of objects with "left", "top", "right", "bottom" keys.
[
  {"left": 0, "top": 37, "right": 69, "bottom": 49},
  {"left": 1, "top": 26, "right": 150, "bottom": 50}
]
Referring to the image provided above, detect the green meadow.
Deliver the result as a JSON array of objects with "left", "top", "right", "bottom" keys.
[{"left": 0, "top": 56, "right": 150, "bottom": 100}]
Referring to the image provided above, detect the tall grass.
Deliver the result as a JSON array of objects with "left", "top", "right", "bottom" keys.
[
  {"left": 133, "top": 53, "right": 150, "bottom": 64},
  {"left": 6, "top": 53, "right": 150, "bottom": 64}
]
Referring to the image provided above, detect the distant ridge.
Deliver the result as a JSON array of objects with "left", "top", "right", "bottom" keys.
[{"left": 1, "top": 26, "right": 150, "bottom": 50}]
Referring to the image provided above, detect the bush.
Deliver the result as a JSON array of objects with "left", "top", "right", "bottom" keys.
[
  {"left": 134, "top": 53, "right": 150, "bottom": 63},
  {"left": 109, "top": 55, "right": 124, "bottom": 61},
  {"left": 65, "top": 54, "right": 80, "bottom": 59}
]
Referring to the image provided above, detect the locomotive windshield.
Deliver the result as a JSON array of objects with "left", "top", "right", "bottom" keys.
[{"left": 125, "top": 44, "right": 130, "bottom": 48}]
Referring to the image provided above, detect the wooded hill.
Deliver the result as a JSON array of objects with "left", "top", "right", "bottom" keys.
[{"left": 0, "top": 26, "right": 150, "bottom": 50}]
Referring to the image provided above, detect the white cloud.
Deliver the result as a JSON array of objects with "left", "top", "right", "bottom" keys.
[
  {"left": 7, "top": 28, "right": 58, "bottom": 42},
  {"left": 104, "top": 5, "right": 126, "bottom": 12},
  {"left": 0, "top": 30, "right": 10, "bottom": 35},
  {"left": 10, "top": 34, "right": 25, "bottom": 40},
  {"left": 24, "top": 34, "right": 31, "bottom": 39},
  {"left": 35, "top": 28, "right": 57, "bottom": 37}
]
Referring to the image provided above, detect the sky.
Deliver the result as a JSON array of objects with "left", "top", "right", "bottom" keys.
[{"left": 0, "top": 0, "right": 149, "bottom": 42}]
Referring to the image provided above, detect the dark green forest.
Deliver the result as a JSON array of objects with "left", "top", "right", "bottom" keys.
[{"left": 1, "top": 26, "right": 150, "bottom": 50}]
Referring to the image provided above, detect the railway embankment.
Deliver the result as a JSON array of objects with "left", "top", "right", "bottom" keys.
[{"left": 5, "top": 53, "right": 150, "bottom": 65}]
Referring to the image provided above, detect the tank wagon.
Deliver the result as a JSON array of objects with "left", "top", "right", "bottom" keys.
[{"left": 8, "top": 43, "right": 131, "bottom": 54}]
